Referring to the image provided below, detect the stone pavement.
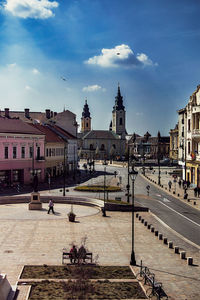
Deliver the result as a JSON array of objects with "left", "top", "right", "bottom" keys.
[
  {"left": 143, "top": 167, "right": 200, "bottom": 211},
  {"left": 0, "top": 202, "right": 200, "bottom": 299}
]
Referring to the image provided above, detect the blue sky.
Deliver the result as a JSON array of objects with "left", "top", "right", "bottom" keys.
[{"left": 0, "top": 0, "right": 200, "bottom": 136}]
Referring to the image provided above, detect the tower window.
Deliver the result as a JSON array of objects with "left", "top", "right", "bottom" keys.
[
  {"left": 90, "top": 144, "right": 94, "bottom": 150},
  {"left": 120, "top": 117, "right": 123, "bottom": 125},
  {"left": 86, "top": 123, "right": 88, "bottom": 127},
  {"left": 100, "top": 144, "right": 105, "bottom": 151}
]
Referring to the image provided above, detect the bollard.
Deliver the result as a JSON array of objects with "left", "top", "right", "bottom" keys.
[
  {"left": 180, "top": 251, "right": 186, "bottom": 259},
  {"left": 158, "top": 233, "right": 163, "bottom": 240},
  {"left": 155, "top": 230, "right": 158, "bottom": 236},
  {"left": 138, "top": 216, "right": 141, "bottom": 221},
  {"left": 144, "top": 221, "right": 147, "bottom": 226},
  {"left": 174, "top": 246, "right": 179, "bottom": 254},
  {"left": 136, "top": 213, "right": 139, "bottom": 218},
  {"left": 147, "top": 224, "right": 151, "bottom": 229},
  {"left": 151, "top": 227, "right": 155, "bottom": 233},
  {"left": 163, "top": 237, "right": 168, "bottom": 245},
  {"left": 168, "top": 241, "right": 173, "bottom": 248},
  {"left": 187, "top": 257, "right": 193, "bottom": 265},
  {"left": 141, "top": 218, "right": 144, "bottom": 223}
]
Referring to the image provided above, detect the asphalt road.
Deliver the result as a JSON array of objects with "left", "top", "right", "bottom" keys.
[{"left": 91, "top": 164, "right": 200, "bottom": 247}]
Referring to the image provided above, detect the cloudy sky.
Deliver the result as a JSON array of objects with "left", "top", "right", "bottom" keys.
[{"left": 0, "top": 0, "right": 200, "bottom": 136}]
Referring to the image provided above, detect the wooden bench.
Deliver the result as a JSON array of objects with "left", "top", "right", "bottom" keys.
[{"left": 62, "top": 251, "right": 93, "bottom": 264}]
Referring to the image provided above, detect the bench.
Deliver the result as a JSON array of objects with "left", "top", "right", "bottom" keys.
[
  {"left": 62, "top": 251, "right": 93, "bottom": 264},
  {"left": 145, "top": 273, "right": 163, "bottom": 297}
]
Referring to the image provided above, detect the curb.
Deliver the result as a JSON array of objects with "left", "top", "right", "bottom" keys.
[{"left": 135, "top": 213, "right": 196, "bottom": 266}]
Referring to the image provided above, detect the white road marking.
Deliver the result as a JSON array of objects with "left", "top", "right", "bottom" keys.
[
  {"left": 162, "top": 197, "right": 171, "bottom": 203},
  {"left": 156, "top": 194, "right": 161, "bottom": 197},
  {"left": 159, "top": 201, "right": 200, "bottom": 228}
]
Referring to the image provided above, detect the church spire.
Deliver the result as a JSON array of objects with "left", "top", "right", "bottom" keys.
[
  {"left": 82, "top": 98, "right": 91, "bottom": 118},
  {"left": 113, "top": 83, "right": 125, "bottom": 111}
]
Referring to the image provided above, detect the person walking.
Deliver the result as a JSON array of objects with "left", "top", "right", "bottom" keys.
[
  {"left": 48, "top": 199, "right": 55, "bottom": 214},
  {"left": 194, "top": 187, "right": 198, "bottom": 197},
  {"left": 168, "top": 180, "right": 172, "bottom": 191}
]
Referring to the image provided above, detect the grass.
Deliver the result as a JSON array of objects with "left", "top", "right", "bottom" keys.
[
  {"left": 74, "top": 185, "right": 121, "bottom": 192},
  {"left": 21, "top": 265, "right": 135, "bottom": 279},
  {"left": 25, "top": 280, "right": 146, "bottom": 299}
]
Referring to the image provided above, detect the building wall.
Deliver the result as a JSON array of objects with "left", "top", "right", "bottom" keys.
[
  {"left": 54, "top": 110, "right": 77, "bottom": 136},
  {"left": 0, "top": 134, "right": 45, "bottom": 185}
]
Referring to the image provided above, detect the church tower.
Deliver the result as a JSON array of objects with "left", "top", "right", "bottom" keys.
[
  {"left": 81, "top": 99, "right": 91, "bottom": 133},
  {"left": 112, "top": 84, "right": 126, "bottom": 136}
]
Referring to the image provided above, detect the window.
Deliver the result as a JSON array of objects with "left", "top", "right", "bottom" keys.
[
  {"left": 13, "top": 147, "right": 17, "bottom": 159},
  {"left": 86, "top": 123, "right": 88, "bottom": 128},
  {"left": 46, "top": 148, "right": 49, "bottom": 157},
  {"left": 100, "top": 144, "right": 105, "bottom": 151},
  {"left": 4, "top": 147, "right": 8, "bottom": 159},
  {"left": 188, "top": 119, "right": 191, "bottom": 131},
  {"left": 29, "top": 146, "right": 33, "bottom": 158},
  {"left": 21, "top": 147, "right": 25, "bottom": 158},
  {"left": 188, "top": 141, "right": 191, "bottom": 154},
  {"left": 37, "top": 147, "right": 40, "bottom": 159},
  {"left": 119, "top": 117, "right": 123, "bottom": 125},
  {"left": 89, "top": 144, "right": 93, "bottom": 150}
]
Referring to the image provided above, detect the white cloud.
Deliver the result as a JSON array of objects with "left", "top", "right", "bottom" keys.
[
  {"left": 7, "top": 63, "right": 17, "bottom": 68},
  {"left": 82, "top": 84, "right": 106, "bottom": 92},
  {"left": 32, "top": 68, "right": 40, "bottom": 74},
  {"left": 25, "top": 85, "right": 32, "bottom": 90},
  {"left": 4, "top": 0, "right": 59, "bottom": 19},
  {"left": 136, "top": 112, "right": 144, "bottom": 116},
  {"left": 85, "top": 44, "right": 157, "bottom": 68}
]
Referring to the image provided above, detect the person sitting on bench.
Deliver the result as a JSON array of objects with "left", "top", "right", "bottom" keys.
[
  {"left": 70, "top": 245, "right": 77, "bottom": 263},
  {"left": 78, "top": 245, "right": 87, "bottom": 263}
]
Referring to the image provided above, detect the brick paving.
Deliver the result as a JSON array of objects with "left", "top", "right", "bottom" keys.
[{"left": 0, "top": 202, "right": 200, "bottom": 299}]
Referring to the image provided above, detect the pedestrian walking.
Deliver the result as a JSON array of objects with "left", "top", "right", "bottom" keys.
[
  {"left": 178, "top": 179, "right": 181, "bottom": 188},
  {"left": 194, "top": 187, "right": 198, "bottom": 197},
  {"left": 197, "top": 187, "right": 200, "bottom": 198},
  {"left": 47, "top": 199, "right": 55, "bottom": 214},
  {"left": 168, "top": 180, "right": 172, "bottom": 191}
]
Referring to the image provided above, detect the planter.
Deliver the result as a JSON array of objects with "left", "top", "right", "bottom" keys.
[{"left": 68, "top": 213, "right": 76, "bottom": 222}]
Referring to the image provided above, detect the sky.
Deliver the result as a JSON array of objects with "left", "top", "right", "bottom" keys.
[{"left": 0, "top": 0, "right": 200, "bottom": 136}]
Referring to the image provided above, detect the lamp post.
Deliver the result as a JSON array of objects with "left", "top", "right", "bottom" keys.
[
  {"left": 126, "top": 145, "right": 130, "bottom": 203},
  {"left": 63, "top": 143, "right": 67, "bottom": 196},
  {"left": 129, "top": 164, "right": 138, "bottom": 266},
  {"left": 102, "top": 160, "right": 107, "bottom": 217},
  {"left": 157, "top": 131, "right": 161, "bottom": 186}
]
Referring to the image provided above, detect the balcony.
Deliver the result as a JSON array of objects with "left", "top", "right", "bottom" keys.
[{"left": 192, "top": 129, "right": 200, "bottom": 139}]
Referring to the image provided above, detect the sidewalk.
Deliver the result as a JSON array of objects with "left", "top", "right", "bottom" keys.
[
  {"left": 143, "top": 167, "right": 200, "bottom": 211},
  {"left": 0, "top": 203, "right": 200, "bottom": 299}
]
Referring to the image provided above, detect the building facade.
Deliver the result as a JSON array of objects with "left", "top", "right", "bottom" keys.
[
  {"left": 169, "top": 124, "right": 178, "bottom": 161},
  {"left": 0, "top": 118, "right": 45, "bottom": 186}
]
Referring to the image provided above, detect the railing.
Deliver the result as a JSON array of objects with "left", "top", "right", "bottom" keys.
[{"left": 136, "top": 261, "right": 168, "bottom": 300}]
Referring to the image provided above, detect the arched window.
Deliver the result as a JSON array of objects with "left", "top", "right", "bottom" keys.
[
  {"left": 112, "top": 144, "right": 116, "bottom": 149},
  {"left": 100, "top": 144, "right": 105, "bottom": 151},
  {"left": 89, "top": 144, "right": 94, "bottom": 150},
  {"left": 120, "top": 117, "right": 123, "bottom": 125}
]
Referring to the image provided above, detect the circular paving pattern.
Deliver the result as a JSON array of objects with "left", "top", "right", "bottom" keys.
[{"left": 0, "top": 203, "right": 100, "bottom": 220}]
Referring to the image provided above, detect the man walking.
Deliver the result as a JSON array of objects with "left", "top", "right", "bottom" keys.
[{"left": 48, "top": 199, "right": 55, "bottom": 214}]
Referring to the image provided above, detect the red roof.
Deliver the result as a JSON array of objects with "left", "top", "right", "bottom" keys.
[
  {"left": 30, "top": 124, "right": 64, "bottom": 143},
  {"left": 0, "top": 117, "right": 44, "bottom": 135}
]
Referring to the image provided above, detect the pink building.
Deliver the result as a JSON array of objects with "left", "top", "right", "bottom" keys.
[{"left": 0, "top": 118, "right": 45, "bottom": 186}]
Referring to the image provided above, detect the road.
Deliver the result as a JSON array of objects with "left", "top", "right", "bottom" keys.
[{"left": 74, "top": 164, "right": 200, "bottom": 247}]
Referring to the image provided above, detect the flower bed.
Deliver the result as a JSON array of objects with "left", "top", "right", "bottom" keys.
[
  {"left": 21, "top": 265, "right": 135, "bottom": 279},
  {"left": 74, "top": 185, "right": 121, "bottom": 192}
]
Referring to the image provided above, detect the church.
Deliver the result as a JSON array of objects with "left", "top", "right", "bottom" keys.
[{"left": 77, "top": 85, "right": 126, "bottom": 160}]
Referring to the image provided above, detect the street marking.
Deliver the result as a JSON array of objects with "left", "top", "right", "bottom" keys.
[
  {"left": 159, "top": 201, "right": 200, "bottom": 228},
  {"left": 163, "top": 197, "right": 171, "bottom": 203},
  {"left": 156, "top": 194, "right": 161, "bottom": 197}
]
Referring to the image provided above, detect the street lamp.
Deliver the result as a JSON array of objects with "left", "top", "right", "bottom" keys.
[
  {"left": 63, "top": 143, "right": 67, "bottom": 196},
  {"left": 102, "top": 160, "right": 107, "bottom": 217},
  {"left": 157, "top": 131, "right": 161, "bottom": 186},
  {"left": 129, "top": 165, "right": 138, "bottom": 266}
]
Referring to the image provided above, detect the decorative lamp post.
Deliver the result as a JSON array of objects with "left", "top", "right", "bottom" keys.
[
  {"left": 102, "top": 160, "right": 107, "bottom": 217},
  {"left": 157, "top": 131, "right": 161, "bottom": 186},
  {"left": 129, "top": 165, "right": 138, "bottom": 266},
  {"left": 63, "top": 143, "right": 67, "bottom": 196}
]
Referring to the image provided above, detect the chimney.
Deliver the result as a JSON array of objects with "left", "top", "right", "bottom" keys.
[
  {"left": 24, "top": 108, "right": 30, "bottom": 118},
  {"left": 5, "top": 108, "right": 9, "bottom": 118},
  {"left": 51, "top": 111, "right": 53, "bottom": 118},
  {"left": 54, "top": 112, "right": 57, "bottom": 117},
  {"left": 45, "top": 109, "right": 51, "bottom": 119}
]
